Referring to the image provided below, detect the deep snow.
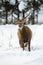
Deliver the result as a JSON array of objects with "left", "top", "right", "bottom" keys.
[{"left": 0, "top": 24, "right": 43, "bottom": 65}]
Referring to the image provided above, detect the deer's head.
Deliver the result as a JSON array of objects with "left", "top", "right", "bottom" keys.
[{"left": 14, "top": 17, "right": 26, "bottom": 28}]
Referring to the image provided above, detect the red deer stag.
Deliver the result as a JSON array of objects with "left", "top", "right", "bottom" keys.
[{"left": 15, "top": 17, "right": 32, "bottom": 51}]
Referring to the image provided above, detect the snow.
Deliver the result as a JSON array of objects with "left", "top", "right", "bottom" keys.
[
  {"left": 19, "top": 1, "right": 26, "bottom": 11},
  {"left": 0, "top": 24, "right": 43, "bottom": 65},
  {"left": 0, "top": 24, "right": 19, "bottom": 50},
  {"left": 10, "top": 0, "right": 15, "bottom": 5},
  {"left": 31, "top": 24, "right": 43, "bottom": 49}
]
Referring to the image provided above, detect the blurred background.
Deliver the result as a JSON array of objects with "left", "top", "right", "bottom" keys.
[{"left": 0, "top": 0, "right": 43, "bottom": 25}]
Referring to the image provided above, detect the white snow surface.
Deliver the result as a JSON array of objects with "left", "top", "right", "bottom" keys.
[{"left": 0, "top": 24, "right": 43, "bottom": 65}]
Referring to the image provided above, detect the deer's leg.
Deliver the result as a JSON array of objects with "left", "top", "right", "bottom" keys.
[
  {"left": 19, "top": 40, "right": 24, "bottom": 50},
  {"left": 28, "top": 41, "right": 30, "bottom": 51},
  {"left": 29, "top": 41, "right": 30, "bottom": 51},
  {"left": 23, "top": 44, "right": 24, "bottom": 50}
]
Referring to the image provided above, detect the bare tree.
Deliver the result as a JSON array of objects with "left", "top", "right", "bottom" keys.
[{"left": 23, "top": 0, "right": 43, "bottom": 24}]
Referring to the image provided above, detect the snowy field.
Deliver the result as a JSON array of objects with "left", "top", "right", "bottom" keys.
[{"left": 0, "top": 24, "right": 43, "bottom": 65}]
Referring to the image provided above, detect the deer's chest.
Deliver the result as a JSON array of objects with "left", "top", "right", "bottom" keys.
[{"left": 21, "top": 29, "right": 28, "bottom": 42}]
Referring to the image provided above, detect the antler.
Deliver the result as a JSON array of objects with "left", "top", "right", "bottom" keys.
[{"left": 14, "top": 17, "right": 26, "bottom": 24}]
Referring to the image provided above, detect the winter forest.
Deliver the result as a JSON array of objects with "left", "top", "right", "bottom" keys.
[{"left": 0, "top": 0, "right": 43, "bottom": 65}]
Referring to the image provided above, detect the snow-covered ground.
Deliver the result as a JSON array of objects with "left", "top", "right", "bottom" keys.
[{"left": 0, "top": 24, "right": 43, "bottom": 65}]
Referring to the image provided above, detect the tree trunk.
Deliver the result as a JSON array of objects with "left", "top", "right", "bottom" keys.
[
  {"left": 2, "top": 0, "right": 3, "bottom": 3},
  {"left": 32, "top": 9, "right": 35, "bottom": 24},
  {"left": 6, "top": 10, "right": 8, "bottom": 24},
  {"left": 11, "top": 10, "right": 13, "bottom": 24},
  {"left": 36, "top": 10, "right": 38, "bottom": 24}
]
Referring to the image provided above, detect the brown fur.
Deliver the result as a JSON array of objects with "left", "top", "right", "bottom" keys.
[{"left": 17, "top": 25, "right": 32, "bottom": 51}]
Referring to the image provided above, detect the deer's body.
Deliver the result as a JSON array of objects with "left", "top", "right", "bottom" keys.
[
  {"left": 14, "top": 17, "right": 32, "bottom": 51},
  {"left": 17, "top": 25, "right": 32, "bottom": 51}
]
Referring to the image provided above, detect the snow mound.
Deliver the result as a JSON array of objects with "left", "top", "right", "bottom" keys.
[
  {"left": 31, "top": 24, "right": 43, "bottom": 49},
  {"left": 0, "top": 24, "right": 19, "bottom": 50}
]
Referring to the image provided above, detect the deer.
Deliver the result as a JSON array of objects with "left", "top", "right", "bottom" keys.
[{"left": 14, "top": 17, "right": 32, "bottom": 51}]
